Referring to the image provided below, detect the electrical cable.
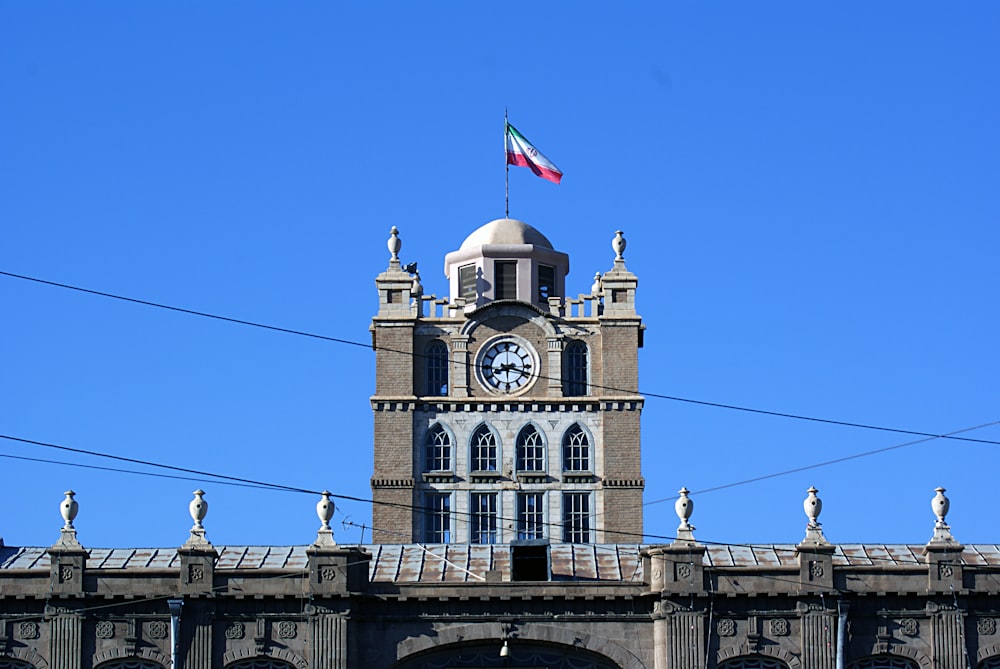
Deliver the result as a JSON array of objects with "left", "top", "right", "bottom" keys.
[
  {"left": 3, "top": 420, "right": 993, "bottom": 568},
  {"left": 3, "top": 269, "right": 998, "bottom": 447}
]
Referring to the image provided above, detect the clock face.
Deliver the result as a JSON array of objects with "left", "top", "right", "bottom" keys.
[{"left": 477, "top": 338, "right": 536, "bottom": 393}]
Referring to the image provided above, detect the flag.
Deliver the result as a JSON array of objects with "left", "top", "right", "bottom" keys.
[{"left": 505, "top": 122, "right": 563, "bottom": 184}]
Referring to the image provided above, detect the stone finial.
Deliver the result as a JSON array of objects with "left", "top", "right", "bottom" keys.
[
  {"left": 314, "top": 491, "right": 337, "bottom": 547},
  {"left": 60, "top": 490, "right": 78, "bottom": 530},
  {"left": 673, "top": 487, "right": 697, "bottom": 543},
  {"left": 182, "top": 489, "right": 212, "bottom": 549},
  {"left": 929, "top": 486, "right": 957, "bottom": 543},
  {"left": 55, "top": 490, "right": 83, "bottom": 548},
  {"left": 591, "top": 272, "right": 602, "bottom": 295},
  {"left": 387, "top": 226, "right": 401, "bottom": 267},
  {"left": 801, "top": 486, "right": 830, "bottom": 545},
  {"left": 612, "top": 230, "right": 626, "bottom": 263}
]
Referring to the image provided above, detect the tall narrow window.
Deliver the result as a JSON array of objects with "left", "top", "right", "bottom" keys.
[
  {"left": 562, "top": 424, "right": 591, "bottom": 472},
  {"left": 470, "top": 424, "right": 498, "bottom": 472},
  {"left": 537, "top": 264, "right": 555, "bottom": 302},
  {"left": 562, "top": 492, "right": 591, "bottom": 543},
  {"left": 425, "top": 424, "right": 452, "bottom": 471},
  {"left": 495, "top": 261, "right": 517, "bottom": 300},
  {"left": 470, "top": 492, "right": 499, "bottom": 544},
  {"left": 425, "top": 340, "right": 449, "bottom": 396},
  {"left": 516, "top": 424, "right": 545, "bottom": 472},
  {"left": 459, "top": 264, "right": 477, "bottom": 300},
  {"left": 563, "top": 340, "right": 589, "bottom": 396},
  {"left": 426, "top": 492, "right": 451, "bottom": 543},
  {"left": 517, "top": 492, "right": 545, "bottom": 540}
]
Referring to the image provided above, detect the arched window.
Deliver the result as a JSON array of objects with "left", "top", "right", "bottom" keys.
[
  {"left": 563, "top": 340, "right": 589, "bottom": 396},
  {"left": 719, "top": 658, "right": 790, "bottom": 669},
  {"left": 95, "top": 662, "right": 165, "bottom": 669},
  {"left": 470, "top": 424, "right": 499, "bottom": 472},
  {"left": 562, "top": 424, "right": 591, "bottom": 472},
  {"left": 978, "top": 657, "right": 1000, "bottom": 669},
  {"left": 516, "top": 424, "right": 545, "bottom": 472},
  {"left": 227, "top": 661, "right": 297, "bottom": 669},
  {"left": 0, "top": 660, "right": 39, "bottom": 669},
  {"left": 849, "top": 658, "right": 919, "bottom": 669},
  {"left": 425, "top": 340, "right": 449, "bottom": 396},
  {"left": 425, "top": 423, "right": 452, "bottom": 471}
]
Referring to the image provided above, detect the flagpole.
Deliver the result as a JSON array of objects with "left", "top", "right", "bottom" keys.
[{"left": 504, "top": 109, "right": 509, "bottom": 218}]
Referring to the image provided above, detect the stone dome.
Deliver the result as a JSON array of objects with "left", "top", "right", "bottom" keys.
[{"left": 459, "top": 218, "right": 554, "bottom": 250}]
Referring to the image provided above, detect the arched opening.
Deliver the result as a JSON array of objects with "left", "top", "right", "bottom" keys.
[
  {"left": 0, "top": 660, "right": 38, "bottom": 669},
  {"left": 562, "top": 423, "right": 591, "bottom": 472},
  {"left": 393, "top": 640, "right": 622, "bottom": 669},
  {"left": 425, "top": 423, "right": 452, "bottom": 472},
  {"left": 515, "top": 424, "right": 546, "bottom": 473},
  {"left": 226, "top": 660, "right": 298, "bottom": 669},
  {"left": 720, "top": 658, "right": 791, "bottom": 669},
  {"left": 849, "top": 657, "right": 919, "bottom": 669},
  {"left": 95, "top": 661, "right": 166, "bottom": 669}
]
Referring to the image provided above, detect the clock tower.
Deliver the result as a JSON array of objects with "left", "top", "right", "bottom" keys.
[{"left": 370, "top": 219, "right": 644, "bottom": 544}]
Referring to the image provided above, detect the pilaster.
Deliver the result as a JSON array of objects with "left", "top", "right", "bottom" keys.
[
  {"left": 929, "top": 603, "right": 966, "bottom": 669},
  {"left": 799, "top": 605, "right": 837, "bottom": 669},
  {"left": 48, "top": 608, "right": 82, "bottom": 669},
  {"left": 182, "top": 604, "right": 213, "bottom": 669},
  {"left": 309, "top": 609, "right": 348, "bottom": 669}
]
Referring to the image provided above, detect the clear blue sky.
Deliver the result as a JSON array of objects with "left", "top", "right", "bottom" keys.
[{"left": 2, "top": 3, "right": 998, "bottom": 549}]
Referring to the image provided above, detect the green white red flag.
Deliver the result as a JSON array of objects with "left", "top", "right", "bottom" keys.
[{"left": 505, "top": 122, "right": 563, "bottom": 184}]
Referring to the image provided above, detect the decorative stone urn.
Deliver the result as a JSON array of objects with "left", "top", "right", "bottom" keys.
[
  {"left": 803, "top": 486, "right": 822, "bottom": 527},
  {"left": 612, "top": 230, "right": 626, "bottom": 260},
  {"left": 932, "top": 487, "right": 950, "bottom": 527},
  {"left": 60, "top": 490, "right": 79, "bottom": 530},
  {"left": 314, "top": 491, "right": 337, "bottom": 547},
  {"left": 388, "top": 226, "right": 401, "bottom": 261}
]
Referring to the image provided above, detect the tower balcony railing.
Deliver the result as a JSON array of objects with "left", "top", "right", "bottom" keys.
[{"left": 414, "top": 294, "right": 604, "bottom": 320}]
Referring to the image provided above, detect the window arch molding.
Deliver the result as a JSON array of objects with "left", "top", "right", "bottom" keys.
[
  {"left": 222, "top": 648, "right": 306, "bottom": 669},
  {"left": 515, "top": 422, "right": 547, "bottom": 473},
  {"left": 424, "top": 340, "right": 449, "bottom": 397},
  {"left": 849, "top": 656, "right": 922, "bottom": 669},
  {"left": 716, "top": 646, "right": 801, "bottom": 669},
  {"left": 423, "top": 422, "right": 456, "bottom": 472},
  {"left": 719, "top": 659, "right": 791, "bottom": 669},
  {"left": 469, "top": 422, "right": 502, "bottom": 473},
  {"left": 92, "top": 648, "right": 168, "bottom": 669},
  {"left": 978, "top": 655, "right": 1000, "bottom": 669},
  {"left": 561, "top": 422, "right": 595, "bottom": 473},
  {"left": 0, "top": 659, "right": 40, "bottom": 669},
  {"left": 93, "top": 660, "right": 167, "bottom": 669}
]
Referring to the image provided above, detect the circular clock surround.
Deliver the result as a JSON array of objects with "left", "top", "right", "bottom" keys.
[{"left": 474, "top": 335, "right": 540, "bottom": 395}]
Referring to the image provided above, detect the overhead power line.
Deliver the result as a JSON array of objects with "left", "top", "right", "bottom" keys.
[
  {"left": 3, "top": 418, "right": 996, "bottom": 555},
  {"left": 3, "top": 269, "right": 998, "bottom": 447}
]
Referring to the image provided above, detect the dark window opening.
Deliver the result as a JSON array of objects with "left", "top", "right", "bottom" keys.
[
  {"left": 563, "top": 340, "right": 589, "bottom": 396},
  {"left": 538, "top": 264, "right": 555, "bottom": 302},
  {"left": 511, "top": 543, "right": 549, "bottom": 581},
  {"left": 495, "top": 261, "right": 517, "bottom": 300}
]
